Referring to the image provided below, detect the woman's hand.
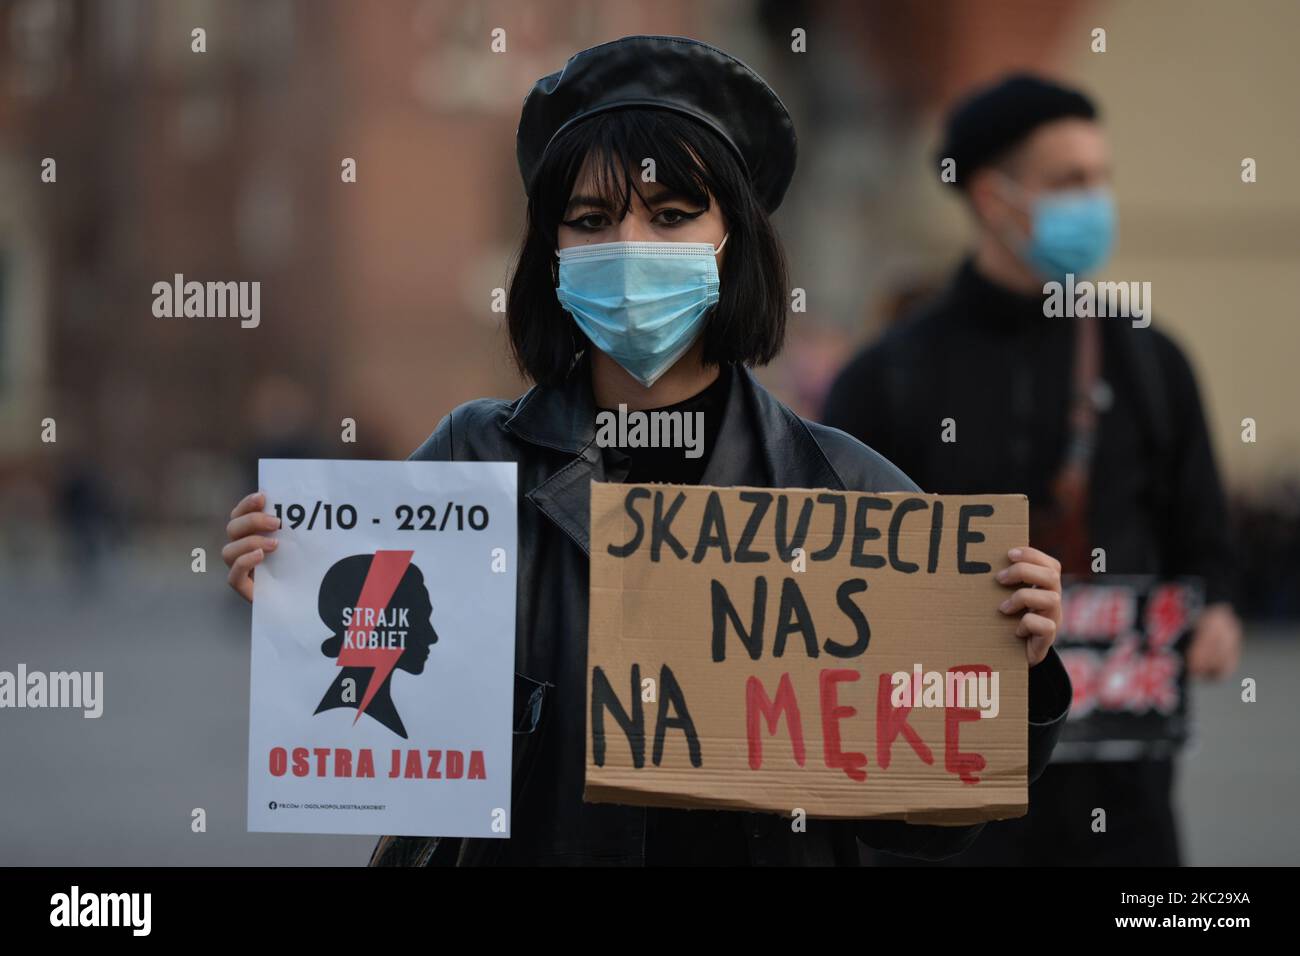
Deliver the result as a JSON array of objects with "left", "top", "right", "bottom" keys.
[
  {"left": 223, "top": 491, "right": 281, "bottom": 603},
  {"left": 995, "top": 546, "right": 1062, "bottom": 667}
]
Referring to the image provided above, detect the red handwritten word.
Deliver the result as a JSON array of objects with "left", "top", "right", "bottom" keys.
[{"left": 744, "top": 667, "right": 990, "bottom": 785}]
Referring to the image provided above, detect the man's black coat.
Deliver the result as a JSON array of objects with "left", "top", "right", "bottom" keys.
[
  {"left": 822, "top": 259, "right": 1235, "bottom": 865},
  {"left": 369, "top": 353, "right": 1071, "bottom": 866}
]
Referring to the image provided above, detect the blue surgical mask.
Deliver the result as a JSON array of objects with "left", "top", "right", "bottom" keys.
[
  {"left": 555, "top": 235, "right": 728, "bottom": 388},
  {"left": 998, "top": 178, "right": 1116, "bottom": 281}
]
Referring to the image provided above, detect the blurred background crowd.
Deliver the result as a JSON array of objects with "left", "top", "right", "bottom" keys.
[{"left": 0, "top": 0, "right": 1296, "bottom": 865}]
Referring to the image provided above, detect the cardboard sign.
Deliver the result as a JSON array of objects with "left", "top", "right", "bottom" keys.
[
  {"left": 1053, "top": 575, "right": 1203, "bottom": 762},
  {"left": 586, "top": 483, "right": 1029, "bottom": 825},
  {"left": 247, "top": 459, "right": 516, "bottom": 837}
]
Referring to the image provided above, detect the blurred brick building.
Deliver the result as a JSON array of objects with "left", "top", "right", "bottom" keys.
[
  {"left": 0, "top": 0, "right": 1102, "bottom": 524},
  {"left": 2, "top": 0, "right": 1296, "bottom": 615},
  {"left": 0, "top": 0, "right": 708, "bottom": 527}
]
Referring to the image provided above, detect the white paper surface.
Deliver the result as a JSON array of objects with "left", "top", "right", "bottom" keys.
[{"left": 247, "top": 459, "right": 517, "bottom": 838}]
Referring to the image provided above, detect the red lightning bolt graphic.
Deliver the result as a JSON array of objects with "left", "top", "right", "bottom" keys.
[{"left": 336, "top": 550, "right": 414, "bottom": 724}]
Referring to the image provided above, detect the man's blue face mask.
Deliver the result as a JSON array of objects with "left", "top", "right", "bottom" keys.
[
  {"left": 555, "top": 235, "right": 728, "bottom": 388},
  {"left": 997, "top": 176, "right": 1116, "bottom": 282}
]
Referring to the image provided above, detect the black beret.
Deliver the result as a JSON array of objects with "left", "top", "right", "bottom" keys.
[
  {"left": 938, "top": 73, "right": 1098, "bottom": 190},
  {"left": 517, "top": 35, "right": 797, "bottom": 213}
]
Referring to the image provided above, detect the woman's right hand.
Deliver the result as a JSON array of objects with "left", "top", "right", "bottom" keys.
[{"left": 223, "top": 491, "right": 281, "bottom": 603}]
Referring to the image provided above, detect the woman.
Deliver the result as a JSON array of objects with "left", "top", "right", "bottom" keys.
[{"left": 224, "top": 35, "right": 1071, "bottom": 866}]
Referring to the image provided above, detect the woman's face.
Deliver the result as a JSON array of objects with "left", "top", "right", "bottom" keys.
[{"left": 556, "top": 157, "right": 728, "bottom": 263}]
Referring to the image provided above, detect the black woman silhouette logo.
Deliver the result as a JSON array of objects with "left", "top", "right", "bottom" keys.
[{"left": 313, "top": 550, "right": 439, "bottom": 739}]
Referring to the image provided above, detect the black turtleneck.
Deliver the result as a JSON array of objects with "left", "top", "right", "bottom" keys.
[
  {"left": 597, "top": 362, "right": 731, "bottom": 486},
  {"left": 822, "top": 257, "right": 1234, "bottom": 607}
]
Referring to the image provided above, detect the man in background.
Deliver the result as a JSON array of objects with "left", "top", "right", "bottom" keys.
[{"left": 823, "top": 74, "right": 1242, "bottom": 865}]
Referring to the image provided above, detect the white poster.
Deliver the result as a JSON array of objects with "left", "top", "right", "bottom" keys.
[{"left": 247, "top": 459, "right": 517, "bottom": 838}]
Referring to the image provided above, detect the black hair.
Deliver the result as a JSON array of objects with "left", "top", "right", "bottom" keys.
[{"left": 507, "top": 108, "right": 789, "bottom": 386}]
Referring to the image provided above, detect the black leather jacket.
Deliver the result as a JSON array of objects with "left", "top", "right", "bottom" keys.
[{"left": 369, "top": 355, "right": 1072, "bottom": 866}]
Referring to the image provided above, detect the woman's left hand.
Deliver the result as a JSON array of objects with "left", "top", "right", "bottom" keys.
[{"left": 995, "top": 546, "right": 1062, "bottom": 667}]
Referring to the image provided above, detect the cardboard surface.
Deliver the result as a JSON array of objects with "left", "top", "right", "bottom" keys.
[{"left": 586, "top": 483, "right": 1029, "bottom": 825}]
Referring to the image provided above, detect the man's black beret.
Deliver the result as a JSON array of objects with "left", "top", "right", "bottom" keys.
[
  {"left": 517, "top": 35, "right": 798, "bottom": 213},
  {"left": 939, "top": 73, "right": 1099, "bottom": 189}
]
